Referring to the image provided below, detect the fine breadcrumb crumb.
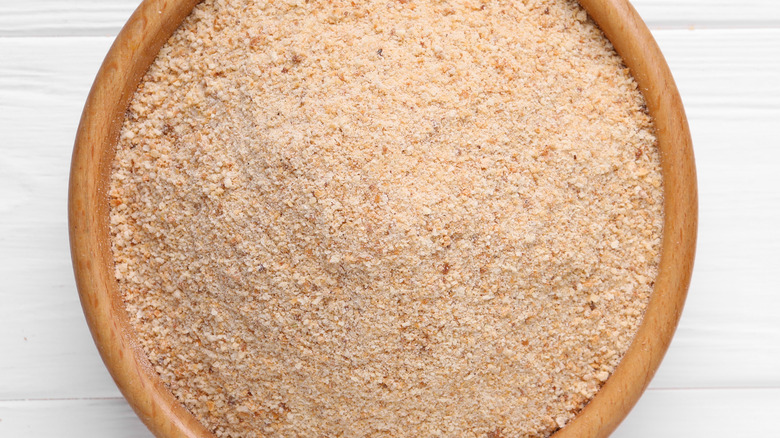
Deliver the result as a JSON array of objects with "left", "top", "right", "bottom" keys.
[{"left": 109, "top": 0, "right": 664, "bottom": 437}]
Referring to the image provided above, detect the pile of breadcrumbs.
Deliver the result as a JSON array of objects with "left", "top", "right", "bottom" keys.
[{"left": 109, "top": 0, "right": 664, "bottom": 436}]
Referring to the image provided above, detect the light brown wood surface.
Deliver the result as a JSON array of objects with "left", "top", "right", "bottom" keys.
[{"left": 68, "top": 0, "right": 697, "bottom": 437}]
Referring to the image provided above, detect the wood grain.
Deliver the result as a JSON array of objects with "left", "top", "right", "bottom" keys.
[
  {"left": 0, "top": 399, "right": 153, "bottom": 438},
  {"left": 4, "top": 17, "right": 778, "bottom": 438},
  {"left": 4, "top": 1, "right": 777, "bottom": 438},
  {"left": 560, "top": 0, "right": 696, "bottom": 435},
  {"left": 0, "top": 1, "right": 138, "bottom": 37},
  {"left": 2, "top": 0, "right": 778, "bottom": 37},
  {"left": 3, "top": 389, "right": 779, "bottom": 438},
  {"left": 631, "top": 0, "right": 780, "bottom": 28},
  {"left": 66, "top": 0, "right": 695, "bottom": 437},
  {"left": 0, "top": 36, "right": 122, "bottom": 400},
  {"left": 68, "top": 1, "right": 210, "bottom": 436},
  {"left": 3, "top": 28, "right": 778, "bottom": 401},
  {"left": 642, "top": 29, "right": 780, "bottom": 390},
  {"left": 615, "top": 388, "right": 780, "bottom": 436}
]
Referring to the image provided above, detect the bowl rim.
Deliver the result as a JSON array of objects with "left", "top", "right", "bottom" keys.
[{"left": 69, "top": 0, "right": 697, "bottom": 436}]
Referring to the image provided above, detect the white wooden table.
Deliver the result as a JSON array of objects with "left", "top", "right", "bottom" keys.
[{"left": 2, "top": 1, "right": 779, "bottom": 436}]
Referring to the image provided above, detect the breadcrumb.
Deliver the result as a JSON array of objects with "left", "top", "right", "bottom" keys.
[{"left": 109, "top": 0, "right": 664, "bottom": 436}]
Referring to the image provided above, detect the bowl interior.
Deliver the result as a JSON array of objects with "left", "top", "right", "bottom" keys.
[{"left": 69, "top": 0, "right": 696, "bottom": 436}]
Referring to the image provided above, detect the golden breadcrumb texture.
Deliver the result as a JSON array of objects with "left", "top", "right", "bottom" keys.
[{"left": 109, "top": 0, "right": 664, "bottom": 436}]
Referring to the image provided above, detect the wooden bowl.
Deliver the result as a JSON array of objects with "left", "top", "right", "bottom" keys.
[{"left": 69, "top": 0, "right": 697, "bottom": 436}]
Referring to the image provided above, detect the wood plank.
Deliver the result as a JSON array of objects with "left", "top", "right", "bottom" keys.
[
  {"left": 615, "top": 388, "right": 780, "bottom": 436},
  {"left": 1, "top": 28, "right": 778, "bottom": 400},
  {"left": 1, "top": 388, "right": 778, "bottom": 437},
  {"left": 648, "top": 29, "right": 780, "bottom": 389},
  {"left": 632, "top": 0, "right": 780, "bottom": 29},
  {"left": 0, "top": 399, "right": 153, "bottom": 438},
  {"left": 0, "top": 1, "right": 138, "bottom": 37},
  {"left": 0, "top": 0, "right": 778, "bottom": 37},
  {"left": 0, "top": 36, "right": 123, "bottom": 400}
]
